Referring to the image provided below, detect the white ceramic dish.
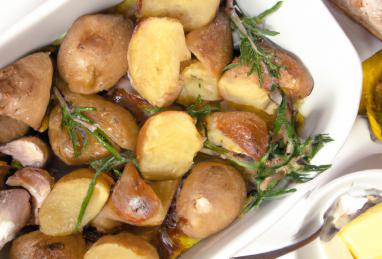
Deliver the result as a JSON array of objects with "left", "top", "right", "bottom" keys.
[{"left": 0, "top": 0, "right": 362, "bottom": 258}]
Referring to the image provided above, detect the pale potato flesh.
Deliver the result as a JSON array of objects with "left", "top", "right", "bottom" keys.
[
  {"left": 138, "top": 0, "right": 220, "bottom": 31},
  {"left": 127, "top": 17, "right": 191, "bottom": 107},
  {"left": 39, "top": 169, "right": 113, "bottom": 236},
  {"left": 218, "top": 59, "right": 278, "bottom": 115},
  {"left": 137, "top": 111, "right": 204, "bottom": 180},
  {"left": 84, "top": 233, "right": 159, "bottom": 259},
  {"left": 177, "top": 61, "right": 221, "bottom": 105}
]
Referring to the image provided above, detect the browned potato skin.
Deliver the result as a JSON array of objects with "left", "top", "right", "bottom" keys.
[
  {"left": 58, "top": 14, "right": 133, "bottom": 94},
  {"left": 186, "top": 12, "right": 233, "bottom": 76},
  {"left": 0, "top": 116, "right": 29, "bottom": 145},
  {"left": 206, "top": 112, "right": 269, "bottom": 160},
  {"left": 84, "top": 232, "right": 159, "bottom": 259},
  {"left": 0, "top": 52, "right": 52, "bottom": 130},
  {"left": 260, "top": 40, "right": 313, "bottom": 99},
  {"left": 10, "top": 231, "right": 86, "bottom": 259},
  {"left": 49, "top": 90, "right": 139, "bottom": 165},
  {"left": 176, "top": 161, "right": 246, "bottom": 239}
]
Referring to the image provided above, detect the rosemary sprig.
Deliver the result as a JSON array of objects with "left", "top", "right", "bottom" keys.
[{"left": 186, "top": 96, "right": 220, "bottom": 117}]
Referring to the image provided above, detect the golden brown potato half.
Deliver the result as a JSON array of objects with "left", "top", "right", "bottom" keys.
[
  {"left": 39, "top": 168, "right": 113, "bottom": 236},
  {"left": 84, "top": 233, "right": 159, "bottom": 259},
  {"left": 127, "top": 17, "right": 191, "bottom": 107},
  {"left": 49, "top": 90, "right": 139, "bottom": 165},
  {"left": 218, "top": 58, "right": 278, "bottom": 115},
  {"left": 93, "top": 164, "right": 179, "bottom": 228},
  {"left": 6, "top": 167, "right": 54, "bottom": 224},
  {"left": 58, "top": 14, "right": 133, "bottom": 94},
  {"left": 0, "top": 52, "right": 52, "bottom": 130},
  {"left": 259, "top": 40, "right": 314, "bottom": 99},
  {"left": 137, "top": 111, "right": 204, "bottom": 180},
  {"left": 137, "top": 0, "right": 220, "bottom": 31},
  {"left": 0, "top": 136, "right": 49, "bottom": 168},
  {"left": 177, "top": 61, "right": 221, "bottom": 105},
  {"left": 176, "top": 161, "right": 246, "bottom": 239},
  {"left": 0, "top": 116, "right": 29, "bottom": 145},
  {"left": 10, "top": 231, "right": 86, "bottom": 259},
  {"left": 186, "top": 12, "right": 233, "bottom": 76},
  {"left": 206, "top": 112, "right": 269, "bottom": 160}
]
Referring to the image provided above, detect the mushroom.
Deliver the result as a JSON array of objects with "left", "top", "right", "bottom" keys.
[
  {"left": 0, "top": 52, "right": 53, "bottom": 130},
  {"left": 0, "top": 116, "right": 29, "bottom": 145},
  {"left": 6, "top": 167, "right": 54, "bottom": 224},
  {"left": 0, "top": 137, "right": 49, "bottom": 168},
  {"left": 0, "top": 189, "right": 31, "bottom": 250}
]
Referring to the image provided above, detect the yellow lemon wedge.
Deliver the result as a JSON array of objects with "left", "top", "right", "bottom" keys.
[{"left": 361, "top": 50, "right": 382, "bottom": 141}]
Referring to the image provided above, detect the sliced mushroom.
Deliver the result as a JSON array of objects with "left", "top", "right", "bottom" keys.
[
  {"left": 0, "top": 52, "right": 53, "bottom": 130},
  {"left": 0, "top": 116, "right": 29, "bottom": 145},
  {"left": 0, "top": 137, "right": 49, "bottom": 168},
  {"left": 0, "top": 189, "right": 31, "bottom": 250},
  {"left": 6, "top": 167, "right": 54, "bottom": 224}
]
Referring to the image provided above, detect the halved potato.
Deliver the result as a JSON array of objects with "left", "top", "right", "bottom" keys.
[
  {"left": 177, "top": 61, "right": 221, "bottom": 105},
  {"left": 58, "top": 14, "right": 133, "bottom": 94},
  {"left": 84, "top": 233, "right": 159, "bottom": 259},
  {"left": 137, "top": 0, "right": 220, "bottom": 31},
  {"left": 137, "top": 111, "right": 204, "bottom": 180},
  {"left": 0, "top": 52, "right": 52, "bottom": 130},
  {"left": 127, "top": 17, "right": 191, "bottom": 107},
  {"left": 176, "top": 161, "right": 246, "bottom": 239},
  {"left": 39, "top": 168, "right": 113, "bottom": 236},
  {"left": 186, "top": 12, "right": 233, "bottom": 76},
  {"left": 218, "top": 58, "right": 278, "bottom": 115},
  {"left": 49, "top": 89, "right": 139, "bottom": 165},
  {"left": 206, "top": 112, "right": 269, "bottom": 160},
  {"left": 10, "top": 231, "right": 86, "bottom": 259}
]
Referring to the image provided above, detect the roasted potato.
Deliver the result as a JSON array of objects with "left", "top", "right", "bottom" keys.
[
  {"left": 0, "top": 116, "right": 29, "bottom": 145},
  {"left": 259, "top": 39, "right": 314, "bottom": 99},
  {"left": 206, "top": 112, "right": 269, "bottom": 160},
  {"left": 39, "top": 169, "right": 113, "bottom": 236},
  {"left": 137, "top": 111, "right": 204, "bottom": 180},
  {"left": 177, "top": 61, "right": 221, "bottom": 105},
  {"left": 0, "top": 137, "right": 49, "bottom": 168},
  {"left": 49, "top": 89, "right": 139, "bottom": 165},
  {"left": 218, "top": 58, "right": 278, "bottom": 115},
  {"left": 137, "top": 0, "right": 220, "bottom": 31},
  {"left": 6, "top": 167, "right": 54, "bottom": 224},
  {"left": 84, "top": 233, "right": 159, "bottom": 259},
  {"left": 127, "top": 17, "right": 191, "bottom": 107},
  {"left": 0, "top": 52, "right": 52, "bottom": 130},
  {"left": 10, "top": 231, "right": 86, "bottom": 259},
  {"left": 176, "top": 161, "right": 246, "bottom": 239},
  {"left": 186, "top": 12, "right": 233, "bottom": 76},
  {"left": 58, "top": 14, "right": 133, "bottom": 94}
]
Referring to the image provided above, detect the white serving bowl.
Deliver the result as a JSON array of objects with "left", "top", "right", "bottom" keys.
[{"left": 0, "top": 0, "right": 362, "bottom": 258}]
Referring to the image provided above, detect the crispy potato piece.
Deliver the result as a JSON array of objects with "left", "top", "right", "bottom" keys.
[
  {"left": 10, "top": 231, "right": 86, "bottom": 259},
  {"left": 0, "top": 137, "right": 49, "bottom": 168},
  {"left": 218, "top": 58, "right": 278, "bottom": 115},
  {"left": 137, "top": 0, "right": 220, "bottom": 31},
  {"left": 176, "top": 161, "right": 246, "bottom": 239},
  {"left": 206, "top": 112, "right": 269, "bottom": 160},
  {"left": 137, "top": 111, "right": 204, "bottom": 180},
  {"left": 58, "top": 14, "right": 133, "bottom": 94},
  {"left": 259, "top": 40, "right": 313, "bottom": 99},
  {"left": 39, "top": 169, "right": 113, "bottom": 236},
  {"left": 127, "top": 17, "right": 191, "bottom": 107},
  {"left": 84, "top": 233, "right": 159, "bottom": 259},
  {"left": 177, "top": 61, "right": 221, "bottom": 105},
  {"left": 0, "top": 116, "right": 29, "bottom": 145},
  {"left": 6, "top": 167, "right": 54, "bottom": 224},
  {"left": 186, "top": 12, "right": 233, "bottom": 76},
  {"left": 0, "top": 52, "right": 52, "bottom": 130},
  {"left": 49, "top": 90, "right": 139, "bottom": 165}
]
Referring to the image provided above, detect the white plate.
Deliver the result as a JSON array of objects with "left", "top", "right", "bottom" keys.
[{"left": 0, "top": 0, "right": 362, "bottom": 258}]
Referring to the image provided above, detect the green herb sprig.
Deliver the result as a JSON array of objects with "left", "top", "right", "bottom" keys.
[{"left": 186, "top": 96, "right": 220, "bottom": 117}]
